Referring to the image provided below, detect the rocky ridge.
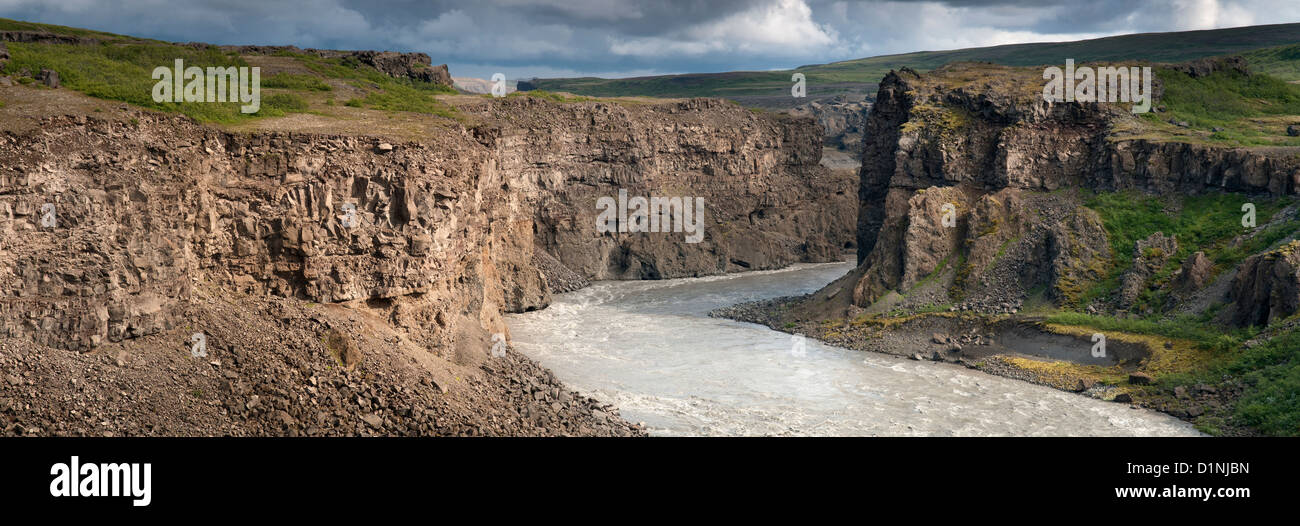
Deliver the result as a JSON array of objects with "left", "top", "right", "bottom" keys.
[{"left": 0, "top": 74, "right": 854, "bottom": 435}]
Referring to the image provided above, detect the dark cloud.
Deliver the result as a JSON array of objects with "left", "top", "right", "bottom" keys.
[{"left": 0, "top": 0, "right": 1294, "bottom": 79}]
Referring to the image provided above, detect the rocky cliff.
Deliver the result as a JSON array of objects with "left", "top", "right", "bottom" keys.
[
  {"left": 0, "top": 79, "right": 854, "bottom": 435},
  {"left": 462, "top": 97, "right": 856, "bottom": 281},
  {"left": 838, "top": 63, "right": 1300, "bottom": 320},
  {"left": 788, "top": 94, "right": 872, "bottom": 151}
]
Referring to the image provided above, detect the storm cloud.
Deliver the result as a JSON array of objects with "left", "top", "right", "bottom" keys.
[{"left": 0, "top": 0, "right": 1295, "bottom": 79}]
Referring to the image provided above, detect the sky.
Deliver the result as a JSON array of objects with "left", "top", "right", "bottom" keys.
[{"left": 1, "top": 0, "right": 1298, "bottom": 80}]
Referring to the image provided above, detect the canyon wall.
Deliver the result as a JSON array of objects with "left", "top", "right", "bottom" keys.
[
  {"left": 464, "top": 97, "right": 856, "bottom": 281},
  {"left": 842, "top": 63, "right": 1300, "bottom": 321},
  {"left": 0, "top": 95, "right": 855, "bottom": 356},
  {"left": 0, "top": 111, "right": 525, "bottom": 358}
]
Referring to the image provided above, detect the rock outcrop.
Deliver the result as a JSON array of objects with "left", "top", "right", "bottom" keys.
[
  {"left": 788, "top": 94, "right": 872, "bottom": 151},
  {"left": 832, "top": 62, "right": 1300, "bottom": 315},
  {"left": 219, "top": 45, "right": 453, "bottom": 86},
  {"left": 1119, "top": 232, "right": 1177, "bottom": 308},
  {"left": 1173, "top": 251, "right": 1213, "bottom": 292},
  {"left": 0, "top": 30, "right": 97, "bottom": 46},
  {"left": 351, "top": 51, "right": 452, "bottom": 86},
  {"left": 1166, "top": 55, "right": 1251, "bottom": 79},
  {"left": 1229, "top": 241, "right": 1300, "bottom": 327},
  {"left": 0, "top": 112, "right": 522, "bottom": 354}
]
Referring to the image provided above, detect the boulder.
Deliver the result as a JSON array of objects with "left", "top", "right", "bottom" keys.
[
  {"left": 1173, "top": 251, "right": 1213, "bottom": 292},
  {"left": 36, "top": 68, "right": 59, "bottom": 89},
  {"left": 1165, "top": 55, "right": 1251, "bottom": 79},
  {"left": 323, "top": 329, "right": 362, "bottom": 371},
  {"left": 351, "top": 51, "right": 452, "bottom": 86},
  {"left": 1228, "top": 240, "right": 1300, "bottom": 327}
]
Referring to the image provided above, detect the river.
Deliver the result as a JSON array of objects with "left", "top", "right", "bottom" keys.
[{"left": 506, "top": 261, "right": 1201, "bottom": 437}]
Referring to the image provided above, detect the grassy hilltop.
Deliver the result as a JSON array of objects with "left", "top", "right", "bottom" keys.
[{"left": 525, "top": 23, "right": 1300, "bottom": 105}]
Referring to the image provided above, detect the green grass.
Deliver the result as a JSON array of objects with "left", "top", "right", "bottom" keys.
[
  {"left": 1242, "top": 43, "right": 1300, "bottom": 81},
  {"left": 1081, "top": 190, "right": 1295, "bottom": 310},
  {"left": 1141, "top": 66, "right": 1300, "bottom": 146},
  {"left": 1050, "top": 296, "right": 1300, "bottom": 436},
  {"left": 262, "top": 73, "right": 331, "bottom": 91},
  {"left": 1, "top": 41, "right": 293, "bottom": 122},
  {"left": 353, "top": 83, "right": 456, "bottom": 117},
  {"left": 1215, "top": 217, "right": 1300, "bottom": 267},
  {"left": 1227, "top": 323, "right": 1300, "bottom": 435},
  {"left": 0, "top": 17, "right": 459, "bottom": 122},
  {"left": 267, "top": 49, "right": 458, "bottom": 117},
  {"left": 1045, "top": 312, "right": 1252, "bottom": 352},
  {"left": 263, "top": 92, "right": 309, "bottom": 112}
]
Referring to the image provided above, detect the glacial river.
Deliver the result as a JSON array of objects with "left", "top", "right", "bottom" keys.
[{"left": 506, "top": 261, "right": 1200, "bottom": 436}]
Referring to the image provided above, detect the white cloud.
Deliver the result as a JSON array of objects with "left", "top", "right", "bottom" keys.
[{"left": 610, "top": 0, "right": 837, "bottom": 58}]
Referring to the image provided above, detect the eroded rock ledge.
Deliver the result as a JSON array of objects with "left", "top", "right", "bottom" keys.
[{"left": 843, "top": 63, "right": 1300, "bottom": 319}]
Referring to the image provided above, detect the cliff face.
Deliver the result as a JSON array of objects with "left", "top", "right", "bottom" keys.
[
  {"left": 0, "top": 112, "right": 522, "bottom": 358},
  {"left": 0, "top": 94, "right": 854, "bottom": 353},
  {"left": 1230, "top": 241, "right": 1300, "bottom": 327},
  {"left": 0, "top": 85, "right": 855, "bottom": 435},
  {"left": 788, "top": 95, "right": 872, "bottom": 151},
  {"left": 842, "top": 63, "right": 1300, "bottom": 320},
  {"left": 466, "top": 97, "right": 856, "bottom": 281}
]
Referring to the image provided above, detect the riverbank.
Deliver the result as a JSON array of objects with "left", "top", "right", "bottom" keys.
[
  {"left": 510, "top": 261, "right": 1199, "bottom": 436},
  {"left": 713, "top": 295, "right": 1243, "bottom": 435},
  {"left": 0, "top": 284, "right": 646, "bottom": 437}
]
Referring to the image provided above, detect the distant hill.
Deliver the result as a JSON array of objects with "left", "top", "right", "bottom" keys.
[
  {"left": 1242, "top": 43, "right": 1300, "bottom": 81},
  {"left": 524, "top": 23, "right": 1300, "bottom": 107}
]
